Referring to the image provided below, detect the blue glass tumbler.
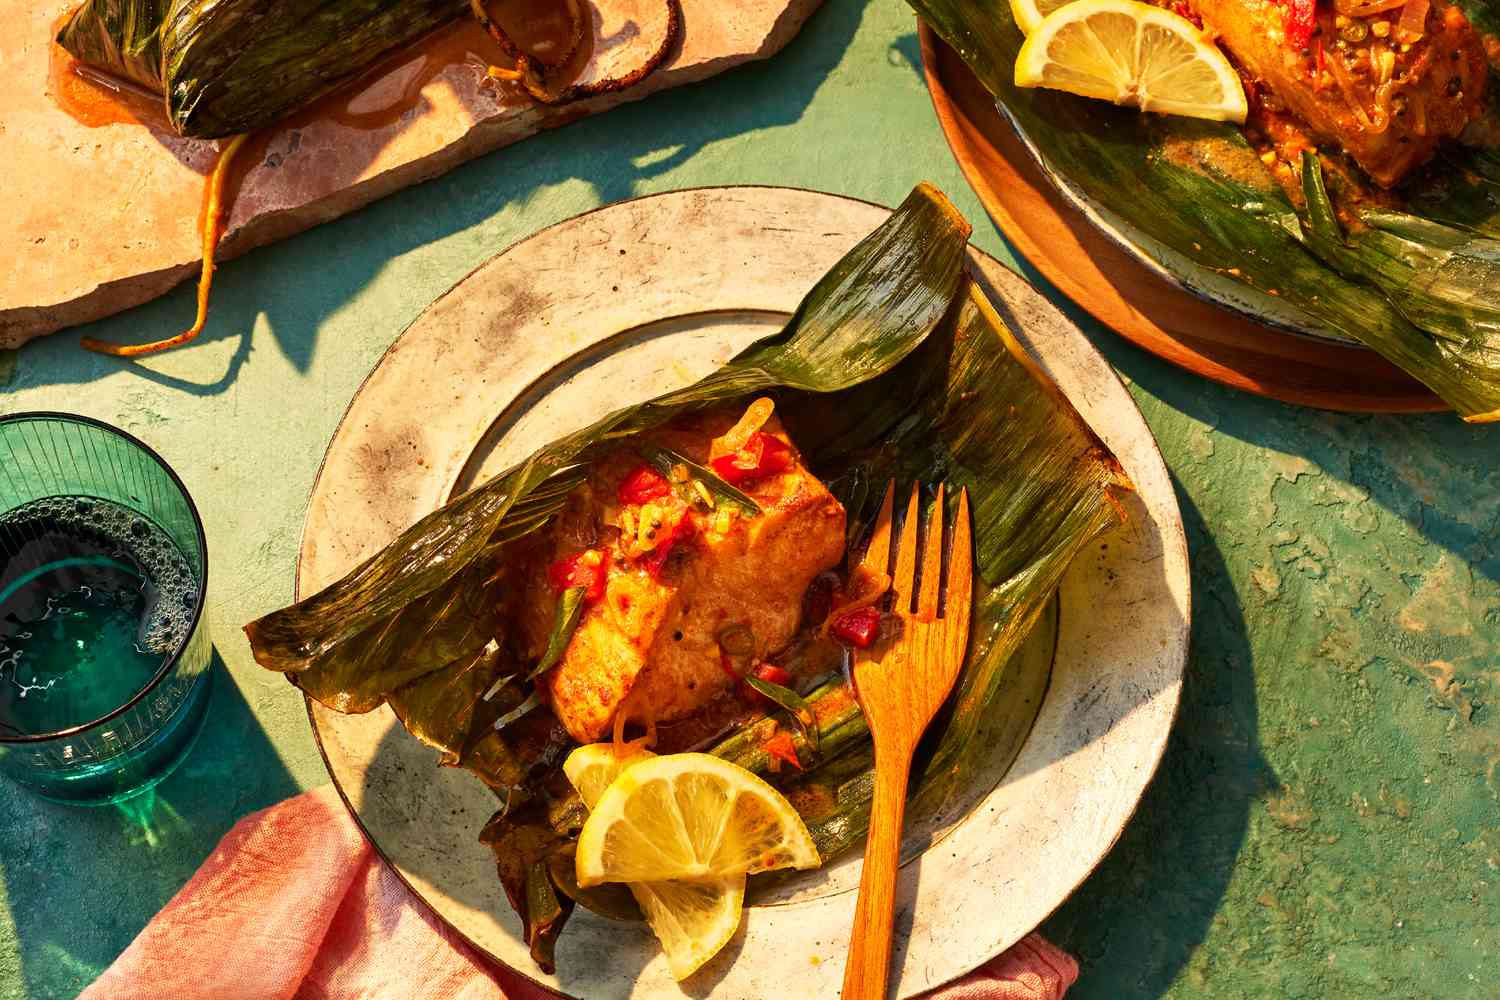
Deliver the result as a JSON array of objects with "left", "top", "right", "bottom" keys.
[{"left": 0, "top": 413, "right": 211, "bottom": 804}]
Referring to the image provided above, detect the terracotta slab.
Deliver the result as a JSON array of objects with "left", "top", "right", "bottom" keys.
[{"left": 1, "top": 0, "right": 822, "bottom": 348}]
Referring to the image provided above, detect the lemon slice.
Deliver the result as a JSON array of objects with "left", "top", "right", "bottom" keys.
[
  {"left": 575, "top": 752, "right": 820, "bottom": 886},
  {"left": 630, "top": 878, "right": 746, "bottom": 981},
  {"left": 1015, "top": 0, "right": 1247, "bottom": 123},
  {"left": 564, "top": 742, "right": 656, "bottom": 807},
  {"left": 1009, "top": 0, "right": 1074, "bottom": 35},
  {"left": 564, "top": 745, "right": 746, "bottom": 981}
]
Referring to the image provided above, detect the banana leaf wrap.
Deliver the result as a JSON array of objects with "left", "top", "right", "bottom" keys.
[
  {"left": 246, "top": 183, "right": 1131, "bottom": 968},
  {"left": 56, "top": 0, "right": 172, "bottom": 92},
  {"left": 58, "top": 0, "right": 468, "bottom": 138},
  {"left": 909, "top": 0, "right": 1500, "bottom": 421}
]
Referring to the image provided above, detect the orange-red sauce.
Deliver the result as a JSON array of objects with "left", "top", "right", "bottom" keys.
[
  {"left": 47, "top": 11, "right": 170, "bottom": 130},
  {"left": 494, "top": 0, "right": 591, "bottom": 69}
]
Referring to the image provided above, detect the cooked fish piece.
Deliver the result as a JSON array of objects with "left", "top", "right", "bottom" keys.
[
  {"left": 1189, "top": 0, "right": 1487, "bottom": 187},
  {"left": 525, "top": 408, "right": 846, "bottom": 743}
]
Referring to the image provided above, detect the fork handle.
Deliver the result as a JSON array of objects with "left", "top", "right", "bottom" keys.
[{"left": 841, "top": 748, "right": 912, "bottom": 1000}]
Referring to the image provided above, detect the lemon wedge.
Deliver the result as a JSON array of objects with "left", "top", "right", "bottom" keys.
[
  {"left": 1009, "top": 0, "right": 1074, "bottom": 35},
  {"left": 564, "top": 745, "right": 746, "bottom": 981},
  {"left": 1015, "top": 0, "right": 1247, "bottom": 123},
  {"left": 575, "top": 752, "right": 820, "bottom": 886}
]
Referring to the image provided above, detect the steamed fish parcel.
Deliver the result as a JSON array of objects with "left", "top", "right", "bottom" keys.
[{"left": 521, "top": 407, "right": 846, "bottom": 743}]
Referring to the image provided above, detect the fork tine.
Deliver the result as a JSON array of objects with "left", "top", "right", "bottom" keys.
[
  {"left": 857, "top": 480, "right": 897, "bottom": 578},
  {"left": 944, "top": 488, "right": 974, "bottom": 652},
  {"left": 915, "top": 483, "right": 946, "bottom": 621},
  {"left": 890, "top": 484, "right": 922, "bottom": 616}
]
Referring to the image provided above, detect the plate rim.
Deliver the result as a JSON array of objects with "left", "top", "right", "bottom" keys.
[{"left": 293, "top": 183, "right": 1191, "bottom": 998}]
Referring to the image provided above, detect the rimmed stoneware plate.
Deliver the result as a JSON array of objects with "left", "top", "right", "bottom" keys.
[{"left": 295, "top": 186, "right": 1190, "bottom": 998}]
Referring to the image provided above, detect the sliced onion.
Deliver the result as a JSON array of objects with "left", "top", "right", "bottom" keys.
[
  {"left": 717, "top": 623, "right": 756, "bottom": 657},
  {"left": 1372, "top": 43, "right": 1395, "bottom": 86},
  {"left": 1333, "top": 0, "right": 1407, "bottom": 13},
  {"left": 712, "top": 397, "right": 775, "bottom": 458},
  {"left": 1396, "top": 0, "right": 1429, "bottom": 42},
  {"left": 611, "top": 702, "right": 657, "bottom": 753},
  {"left": 824, "top": 567, "right": 892, "bottom": 625},
  {"left": 1373, "top": 80, "right": 1398, "bottom": 129},
  {"left": 1324, "top": 50, "right": 1378, "bottom": 132}
]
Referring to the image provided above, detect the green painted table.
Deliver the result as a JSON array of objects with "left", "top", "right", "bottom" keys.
[{"left": 2, "top": 2, "right": 1495, "bottom": 996}]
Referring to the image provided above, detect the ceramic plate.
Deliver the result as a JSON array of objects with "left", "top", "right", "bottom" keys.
[{"left": 295, "top": 187, "right": 1190, "bottom": 998}]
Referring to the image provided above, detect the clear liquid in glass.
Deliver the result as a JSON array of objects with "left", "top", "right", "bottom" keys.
[{"left": 0, "top": 497, "right": 198, "bottom": 738}]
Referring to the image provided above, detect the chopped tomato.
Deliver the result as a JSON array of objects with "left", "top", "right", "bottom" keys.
[
  {"left": 720, "top": 651, "right": 742, "bottom": 680},
  {"left": 752, "top": 663, "right": 793, "bottom": 687},
  {"left": 617, "top": 464, "right": 671, "bottom": 506},
  {"left": 1282, "top": 0, "right": 1316, "bottom": 51},
  {"left": 830, "top": 606, "right": 881, "bottom": 649},
  {"left": 739, "top": 662, "right": 794, "bottom": 708},
  {"left": 640, "top": 514, "right": 695, "bottom": 578},
  {"left": 711, "top": 433, "right": 794, "bottom": 486},
  {"left": 763, "top": 730, "right": 802, "bottom": 771},
  {"left": 547, "top": 549, "right": 607, "bottom": 602}
]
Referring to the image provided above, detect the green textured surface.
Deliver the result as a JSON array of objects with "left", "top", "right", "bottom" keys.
[{"left": 0, "top": 1, "right": 1495, "bottom": 996}]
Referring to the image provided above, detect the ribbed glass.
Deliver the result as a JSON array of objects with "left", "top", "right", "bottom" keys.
[{"left": 0, "top": 413, "right": 211, "bottom": 804}]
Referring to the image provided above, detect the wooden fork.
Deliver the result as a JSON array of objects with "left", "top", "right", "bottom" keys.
[{"left": 841, "top": 481, "right": 973, "bottom": 1000}]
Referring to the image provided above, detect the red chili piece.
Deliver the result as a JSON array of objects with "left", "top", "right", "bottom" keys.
[
  {"left": 640, "top": 515, "right": 695, "bottom": 579},
  {"left": 710, "top": 433, "right": 794, "bottom": 486},
  {"left": 763, "top": 731, "right": 802, "bottom": 771},
  {"left": 830, "top": 606, "right": 881, "bottom": 649},
  {"left": 547, "top": 550, "right": 607, "bottom": 602},
  {"left": 1283, "top": 0, "right": 1316, "bottom": 51},
  {"left": 738, "top": 662, "right": 791, "bottom": 708},
  {"left": 752, "top": 663, "right": 793, "bottom": 687},
  {"left": 617, "top": 464, "right": 671, "bottom": 506}
]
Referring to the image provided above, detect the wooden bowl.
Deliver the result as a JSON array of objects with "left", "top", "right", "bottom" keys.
[{"left": 917, "top": 25, "right": 1446, "bottom": 415}]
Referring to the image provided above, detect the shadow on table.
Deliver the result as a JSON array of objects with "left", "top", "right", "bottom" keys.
[
  {"left": 1041, "top": 480, "right": 1272, "bottom": 999},
  {"left": 0, "top": 653, "right": 300, "bottom": 999},
  {"left": 7, "top": 0, "right": 869, "bottom": 397},
  {"left": 1087, "top": 328, "right": 1500, "bottom": 587}
]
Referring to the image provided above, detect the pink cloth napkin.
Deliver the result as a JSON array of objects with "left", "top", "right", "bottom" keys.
[{"left": 81, "top": 787, "right": 1078, "bottom": 1000}]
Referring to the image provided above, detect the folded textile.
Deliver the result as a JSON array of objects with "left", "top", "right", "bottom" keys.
[{"left": 79, "top": 787, "right": 1078, "bottom": 1000}]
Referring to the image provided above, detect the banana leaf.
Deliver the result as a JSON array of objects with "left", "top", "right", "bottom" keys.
[
  {"left": 909, "top": 0, "right": 1500, "bottom": 421},
  {"left": 58, "top": 0, "right": 468, "bottom": 138},
  {"left": 527, "top": 272, "right": 1119, "bottom": 925},
  {"left": 56, "top": 0, "right": 171, "bottom": 92},
  {"left": 1293, "top": 153, "right": 1500, "bottom": 422},
  {"left": 246, "top": 182, "right": 1131, "bottom": 968},
  {"left": 247, "top": 181, "right": 972, "bottom": 754}
]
